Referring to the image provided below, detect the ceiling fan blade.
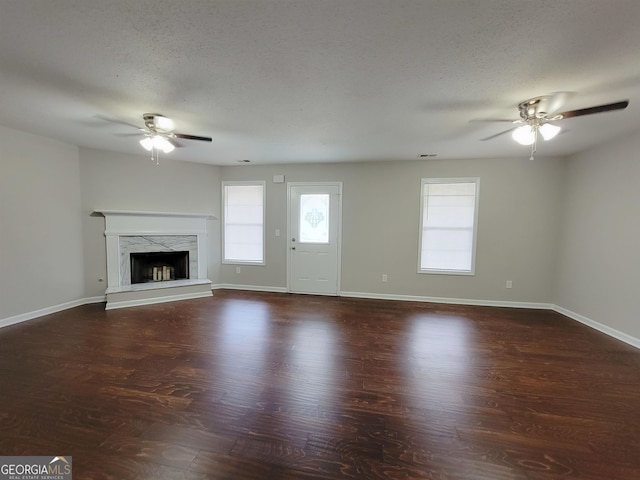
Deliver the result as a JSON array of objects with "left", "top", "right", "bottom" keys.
[
  {"left": 480, "top": 127, "right": 515, "bottom": 141},
  {"left": 114, "top": 133, "right": 144, "bottom": 137},
  {"left": 174, "top": 133, "right": 212, "bottom": 142},
  {"left": 469, "top": 118, "right": 518, "bottom": 123},
  {"left": 167, "top": 137, "right": 185, "bottom": 148},
  {"left": 545, "top": 92, "right": 571, "bottom": 115},
  {"left": 556, "top": 100, "right": 629, "bottom": 119},
  {"left": 95, "top": 115, "right": 141, "bottom": 129}
]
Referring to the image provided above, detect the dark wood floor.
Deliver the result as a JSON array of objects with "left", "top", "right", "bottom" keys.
[{"left": 1, "top": 290, "right": 639, "bottom": 479}]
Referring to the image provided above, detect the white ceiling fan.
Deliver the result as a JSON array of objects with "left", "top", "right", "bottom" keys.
[{"left": 474, "top": 94, "right": 629, "bottom": 160}]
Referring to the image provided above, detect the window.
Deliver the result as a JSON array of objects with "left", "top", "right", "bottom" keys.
[
  {"left": 418, "top": 178, "right": 480, "bottom": 275},
  {"left": 223, "top": 182, "right": 265, "bottom": 264}
]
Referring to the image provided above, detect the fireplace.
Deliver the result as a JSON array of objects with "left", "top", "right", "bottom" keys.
[
  {"left": 118, "top": 235, "right": 198, "bottom": 285},
  {"left": 96, "top": 209, "right": 215, "bottom": 310},
  {"left": 131, "top": 251, "right": 189, "bottom": 284}
]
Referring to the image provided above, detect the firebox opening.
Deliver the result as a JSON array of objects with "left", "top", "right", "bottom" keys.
[{"left": 130, "top": 251, "right": 189, "bottom": 284}]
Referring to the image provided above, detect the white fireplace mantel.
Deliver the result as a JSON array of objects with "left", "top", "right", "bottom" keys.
[
  {"left": 95, "top": 210, "right": 216, "bottom": 235},
  {"left": 95, "top": 209, "right": 216, "bottom": 218},
  {"left": 94, "top": 209, "right": 216, "bottom": 309}
]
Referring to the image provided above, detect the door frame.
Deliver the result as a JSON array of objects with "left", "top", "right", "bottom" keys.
[{"left": 286, "top": 181, "right": 343, "bottom": 295}]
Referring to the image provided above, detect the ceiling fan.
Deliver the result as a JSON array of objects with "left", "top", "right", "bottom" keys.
[
  {"left": 474, "top": 94, "right": 629, "bottom": 160},
  {"left": 132, "top": 113, "right": 212, "bottom": 164}
]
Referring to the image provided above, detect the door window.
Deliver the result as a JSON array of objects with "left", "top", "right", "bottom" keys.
[{"left": 299, "top": 193, "right": 330, "bottom": 244}]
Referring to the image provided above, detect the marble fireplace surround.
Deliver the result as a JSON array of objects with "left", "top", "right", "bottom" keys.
[
  {"left": 96, "top": 210, "right": 215, "bottom": 309},
  {"left": 119, "top": 235, "right": 198, "bottom": 286}
]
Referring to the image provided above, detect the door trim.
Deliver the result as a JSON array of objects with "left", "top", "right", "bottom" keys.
[{"left": 286, "top": 182, "right": 343, "bottom": 295}]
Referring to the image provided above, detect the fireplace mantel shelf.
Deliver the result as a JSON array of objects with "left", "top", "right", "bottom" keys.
[{"left": 95, "top": 209, "right": 216, "bottom": 219}]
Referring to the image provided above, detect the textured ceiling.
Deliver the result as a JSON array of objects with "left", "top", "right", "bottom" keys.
[{"left": 1, "top": 0, "right": 639, "bottom": 165}]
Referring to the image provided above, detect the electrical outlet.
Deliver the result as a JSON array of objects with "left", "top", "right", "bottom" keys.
[
  {"left": 506, "top": 280, "right": 513, "bottom": 289},
  {"left": 236, "top": 266, "right": 241, "bottom": 274},
  {"left": 382, "top": 274, "right": 388, "bottom": 283},
  {"left": 275, "top": 229, "right": 280, "bottom": 237}
]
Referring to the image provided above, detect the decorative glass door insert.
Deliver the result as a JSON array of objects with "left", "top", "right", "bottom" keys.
[{"left": 299, "top": 193, "right": 330, "bottom": 243}]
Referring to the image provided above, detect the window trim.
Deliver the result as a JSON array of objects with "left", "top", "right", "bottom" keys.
[
  {"left": 417, "top": 177, "right": 480, "bottom": 276},
  {"left": 222, "top": 180, "right": 266, "bottom": 266}
]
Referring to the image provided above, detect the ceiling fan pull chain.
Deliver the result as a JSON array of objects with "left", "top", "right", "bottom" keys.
[
  {"left": 530, "top": 129, "right": 537, "bottom": 161},
  {"left": 150, "top": 147, "right": 160, "bottom": 165}
]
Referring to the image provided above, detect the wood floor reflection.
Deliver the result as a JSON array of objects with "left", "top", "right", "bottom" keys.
[{"left": 1, "top": 290, "right": 639, "bottom": 479}]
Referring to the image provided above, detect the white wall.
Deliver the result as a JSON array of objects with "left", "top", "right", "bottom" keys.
[
  {"left": 219, "top": 156, "right": 565, "bottom": 304},
  {"left": 78, "top": 148, "right": 221, "bottom": 297},
  {"left": 0, "top": 125, "right": 84, "bottom": 320},
  {"left": 556, "top": 129, "right": 640, "bottom": 341}
]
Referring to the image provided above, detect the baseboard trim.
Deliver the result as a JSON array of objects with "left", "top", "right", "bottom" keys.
[
  {"left": 211, "top": 286, "right": 553, "bottom": 310},
  {"left": 212, "top": 283, "right": 288, "bottom": 293},
  {"left": 340, "top": 290, "right": 553, "bottom": 310},
  {"left": 105, "top": 290, "right": 213, "bottom": 311},
  {"left": 552, "top": 305, "right": 640, "bottom": 350},
  {"left": 0, "top": 295, "right": 106, "bottom": 329}
]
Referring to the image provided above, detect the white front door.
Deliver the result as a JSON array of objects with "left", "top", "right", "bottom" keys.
[{"left": 288, "top": 183, "right": 342, "bottom": 295}]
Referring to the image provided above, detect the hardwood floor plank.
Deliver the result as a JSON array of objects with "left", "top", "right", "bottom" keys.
[
  {"left": 154, "top": 464, "right": 209, "bottom": 480},
  {"left": 70, "top": 450, "right": 160, "bottom": 480},
  {"left": 187, "top": 450, "right": 280, "bottom": 479},
  {"left": 99, "top": 434, "right": 199, "bottom": 470}
]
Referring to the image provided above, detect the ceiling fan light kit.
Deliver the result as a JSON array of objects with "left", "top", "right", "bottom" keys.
[
  {"left": 511, "top": 122, "right": 562, "bottom": 160},
  {"left": 539, "top": 123, "right": 561, "bottom": 141},
  {"left": 511, "top": 123, "right": 561, "bottom": 145},
  {"left": 139, "top": 135, "right": 175, "bottom": 154},
  {"left": 512, "top": 125, "right": 536, "bottom": 146}
]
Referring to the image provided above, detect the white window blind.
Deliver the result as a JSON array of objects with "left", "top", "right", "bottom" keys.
[
  {"left": 223, "top": 182, "right": 265, "bottom": 264},
  {"left": 419, "top": 178, "right": 479, "bottom": 274}
]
